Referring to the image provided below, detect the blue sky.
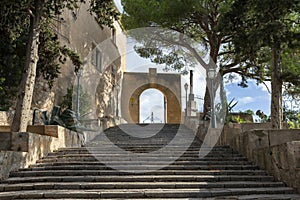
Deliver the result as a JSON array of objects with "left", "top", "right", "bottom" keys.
[
  {"left": 114, "top": 0, "right": 123, "bottom": 12},
  {"left": 225, "top": 79, "right": 271, "bottom": 115}
]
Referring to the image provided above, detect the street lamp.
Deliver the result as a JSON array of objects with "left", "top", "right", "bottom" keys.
[
  {"left": 208, "top": 68, "right": 217, "bottom": 128},
  {"left": 76, "top": 67, "right": 83, "bottom": 120},
  {"left": 115, "top": 83, "right": 120, "bottom": 117},
  {"left": 184, "top": 83, "right": 189, "bottom": 117}
]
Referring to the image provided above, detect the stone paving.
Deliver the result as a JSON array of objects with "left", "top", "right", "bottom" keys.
[{"left": 0, "top": 124, "right": 299, "bottom": 199}]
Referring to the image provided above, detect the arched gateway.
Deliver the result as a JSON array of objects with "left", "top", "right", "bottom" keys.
[{"left": 121, "top": 68, "right": 182, "bottom": 124}]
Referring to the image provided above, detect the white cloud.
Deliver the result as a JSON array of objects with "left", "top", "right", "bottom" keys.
[
  {"left": 224, "top": 73, "right": 242, "bottom": 85},
  {"left": 237, "top": 96, "right": 255, "bottom": 105},
  {"left": 224, "top": 87, "right": 231, "bottom": 96},
  {"left": 258, "top": 81, "right": 271, "bottom": 93}
]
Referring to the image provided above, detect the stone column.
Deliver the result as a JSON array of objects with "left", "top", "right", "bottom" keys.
[{"left": 187, "top": 70, "right": 197, "bottom": 116}]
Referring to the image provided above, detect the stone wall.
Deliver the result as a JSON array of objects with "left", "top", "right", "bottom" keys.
[
  {"left": 0, "top": 111, "right": 14, "bottom": 126},
  {"left": 53, "top": 1, "right": 125, "bottom": 128},
  {"left": 253, "top": 141, "right": 300, "bottom": 193},
  {"left": 217, "top": 123, "right": 300, "bottom": 193},
  {"left": 32, "top": 76, "right": 55, "bottom": 112},
  {"left": 0, "top": 127, "right": 84, "bottom": 180}
]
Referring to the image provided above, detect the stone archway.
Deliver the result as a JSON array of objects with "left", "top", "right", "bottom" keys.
[
  {"left": 130, "top": 83, "right": 181, "bottom": 123},
  {"left": 121, "top": 68, "right": 182, "bottom": 124}
]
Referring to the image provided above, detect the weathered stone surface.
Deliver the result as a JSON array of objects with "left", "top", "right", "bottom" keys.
[
  {"left": 217, "top": 124, "right": 300, "bottom": 193},
  {"left": 0, "top": 132, "right": 11, "bottom": 150},
  {"left": 0, "top": 111, "right": 14, "bottom": 126},
  {"left": 122, "top": 68, "right": 182, "bottom": 124},
  {"left": 11, "top": 132, "right": 29, "bottom": 152},
  {"left": 1, "top": 124, "right": 299, "bottom": 199},
  {"left": 0, "top": 127, "right": 84, "bottom": 180},
  {"left": 253, "top": 141, "right": 300, "bottom": 193}
]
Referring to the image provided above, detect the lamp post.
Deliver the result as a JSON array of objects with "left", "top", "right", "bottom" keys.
[
  {"left": 184, "top": 83, "right": 189, "bottom": 117},
  {"left": 208, "top": 68, "right": 217, "bottom": 128},
  {"left": 115, "top": 84, "right": 120, "bottom": 117},
  {"left": 76, "top": 67, "right": 83, "bottom": 120}
]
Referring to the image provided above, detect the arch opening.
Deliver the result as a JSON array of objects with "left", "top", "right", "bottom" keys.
[
  {"left": 125, "top": 83, "right": 181, "bottom": 124},
  {"left": 139, "top": 89, "right": 166, "bottom": 123}
]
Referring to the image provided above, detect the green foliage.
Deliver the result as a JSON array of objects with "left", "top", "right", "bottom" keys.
[
  {"left": 281, "top": 48, "right": 300, "bottom": 97},
  {"left": 38, "top": 21, "right": 82, "bottom": 88},
  {"left": 225, "top": 98, "right": 238, "bottom": 123},
  {"left": 219, "top": 0, "right": 300, "bottom": 85},
  {"left": 255, "top": 110, "right": 270, "bottom": 123},
  {"left": 0, "top": 1, "right": 28, "bottom": 110},
  {"left": 121, "top": 0, "right": 276, "bottom": 88},
  {"left": 231, "top": 115, "right": 247, "bottom": 124},
  {"left": 60, "top": 86, "right": 92, "bottom": 119},
  {"left": 283, "top": 107, "right": 300, "bottom": 129},
  {"left": 225, "top": 98, "right": 255, "bottom": 123},
  {"left": 89, "top": 0, "right": 119, "bottom": 28},
  {"left": 0, "top": 0, "right": 117, "bottom": 110}
]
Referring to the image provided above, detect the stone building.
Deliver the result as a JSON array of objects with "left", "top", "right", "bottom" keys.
[{"left": 30, "top": 1, "right": 125, "bottom": 129}]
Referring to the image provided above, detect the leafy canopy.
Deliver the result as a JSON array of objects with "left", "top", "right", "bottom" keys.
[{"left": 0, "top": 0, "right": 119, "bottom": 110}]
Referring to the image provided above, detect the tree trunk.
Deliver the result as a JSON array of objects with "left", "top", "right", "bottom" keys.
[
  {"left": 11, "top": 0, "right": 44, "bottom": 132},
  {"left": 270, "top": 47, "right": 283, "bottom": 129}
]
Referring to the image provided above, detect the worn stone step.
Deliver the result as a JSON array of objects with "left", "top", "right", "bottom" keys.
[
  {"left": 0, "top": 181, "right": 286, "bottom": 192},
  {"left": 14, "top": 169, "right": 267, "bottom": 176},
  {"left": 29, "top": 163, "right": 260, "bottom": 171},
  {"left": 49, "top": 148, "right": 238, "bottom": 153},
  {"left": 57, "top": 145, "right": 233, "bottom": 151},
  {"left": 29, "top": 161, "right": 260, "bottom": 169},
  {"left": 15, "top": 195, "right": 300, "bottom": 200},
  {"left": 44, "top": 155, "right": 248, "bottom": 162},
  {"left": 1, "top": 123, "right": 298, "bottom": 199},
  {"left": 2, "top": 175, "right": 275, "bottom": 184},
  {"left": 0, "top": 187, "right": 296, "bottom": 199},
  {"left": 49, "top": 151, "right": 243, "bottom": 158},
  {"left": 36, "top": 158, "right": 252, "bottom": 166}
]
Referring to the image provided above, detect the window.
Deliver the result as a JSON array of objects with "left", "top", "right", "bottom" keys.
[
  {"left": 112, "top": 28, "right": 116, "bottom": 44},
  {"left": 91, "top": 43, "right": 102, "bottom": 73},
  {"left": 95, "top": 48, "right": 102, "bottom": 72}
]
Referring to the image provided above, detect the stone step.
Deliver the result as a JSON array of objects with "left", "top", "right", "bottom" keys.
[
  {"left": 29, "top": 163, "right": 260, "bottom": 170},
  {"left": 60, "top": 146, "right": 234, "bottom": 150},
  {"left": 1, "top": 123, "right": 299, "bottom": 199},
  {"left": 44, "top": 154, "right": 248, "bottom": 161},
  {"left": 2, "top": 175, "right": 275, "bottom": 184},
  {"left": 0, "top": 181, "right": 286, "bottom": 192},
  {"left": 0, "top": 187, "right": 296, "bottom": 199},
  {"left": 36, "top": 159, "right": 253, "bottom": 166},
  {"left": 47, "top": 153, "right": 245, "bottom": 159},
  {"left": 57, "top": 145, "right": 233, "bottom": 151},
  {"left": 50, "top": 151, "right": 242, "bottom": 157},
  {"left": 46, "top": 154, "right": 245, "bottom": 161},
  {"left": 14, "top": 169, "right": 267, "bottom": 176},
  {"left": 11, "top": 196, "right": 300, "bottom": 200}
]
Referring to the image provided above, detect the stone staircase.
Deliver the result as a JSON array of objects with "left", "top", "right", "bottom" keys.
[{"left": 0, "top": 124, "right": 299, "bottom": 199}]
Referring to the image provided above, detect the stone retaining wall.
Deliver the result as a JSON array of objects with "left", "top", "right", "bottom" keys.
[
  {"left": 253, "top": 141, "right": 300, "bottom": 192},
  {"left": 217, "top": 123, "right": 300, "bottom": 193},
  {"left": 0, "top": 127, "right": 84, "bottom": 180}
]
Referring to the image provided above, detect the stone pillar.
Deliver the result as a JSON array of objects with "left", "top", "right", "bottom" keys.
[{"left": 187, "top": 70, "right": 197, "bottom": 116}]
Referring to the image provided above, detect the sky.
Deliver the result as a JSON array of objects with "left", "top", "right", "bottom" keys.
[
  {"left": 113, "top": 0, "right": 272, "bottom": 123},
  {"left": 114, "top": 0, "right": 123, "bottom": 12}
]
